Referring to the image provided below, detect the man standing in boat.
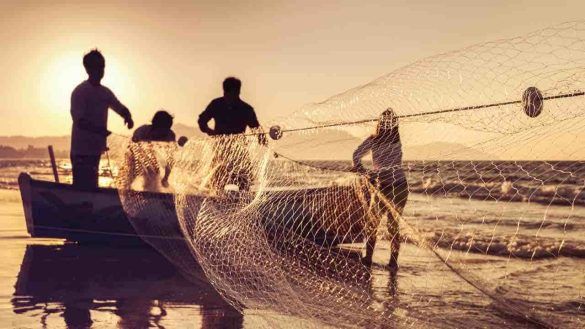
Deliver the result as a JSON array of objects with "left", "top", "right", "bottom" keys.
[
  {"left": 70, "top": 49, "right": 134, "bottom": 189},
  {"left": 198, "top": 77, "right": 266, "bottom": 192}
]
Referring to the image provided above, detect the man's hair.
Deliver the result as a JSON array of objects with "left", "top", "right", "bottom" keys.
[
  {"left": 152, "top": 110, "right": 174, "bottom": 129},
  {"left": 374, "top": 108, "right": 400, "bottom": 142},
  {"left": 83, "top": 49, "right": 105, "bottom": 69},
  {"left": 223, "top": 77, "right": 242, "bottom": 93}
]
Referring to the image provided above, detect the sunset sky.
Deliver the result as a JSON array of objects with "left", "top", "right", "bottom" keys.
[{"left": 1, "top": 0, "right": 585, "bottom": 139}]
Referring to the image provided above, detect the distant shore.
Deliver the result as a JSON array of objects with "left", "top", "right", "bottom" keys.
[{"left": 0, "top": 145, "right": 68, "bottom": 159}]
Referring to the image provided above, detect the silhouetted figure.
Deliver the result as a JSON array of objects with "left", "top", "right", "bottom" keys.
[
  {"left": 353, "top": 108, "right": 409, "bottom": 269},
  {"left": 132, "top": 111, "right": 176, "bottom": 143},
  {"left": 198, "top": 77, "right": 260, "bottom": 136},
  {"left": 198, "top": 77, "right": 265, "bottom": 192},
  {"left": 70, "top": 49, "right": 133, "bottom": 189},
  {"left": 131, "top": 111, "right": 176, "bottom": 188}
]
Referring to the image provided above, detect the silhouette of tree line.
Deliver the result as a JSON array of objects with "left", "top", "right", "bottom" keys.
[{"left": 0, "top": 145, "right": 68, "bottom": 159}]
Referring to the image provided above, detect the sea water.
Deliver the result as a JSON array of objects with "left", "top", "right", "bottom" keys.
[{"left": 0, "top": 160, "right": 583, "bottom": 328}]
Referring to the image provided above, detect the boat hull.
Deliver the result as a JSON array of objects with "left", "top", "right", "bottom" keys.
[
  {"left": 18, "top": 173, "right": 369, "bottom": 246},
  {"left": 19, "top": 173, "right": 158, "bottom": 245}
]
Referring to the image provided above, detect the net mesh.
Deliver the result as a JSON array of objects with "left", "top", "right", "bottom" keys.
[{"left": 108, "top": 21, "right": 585, "bottom": 328}]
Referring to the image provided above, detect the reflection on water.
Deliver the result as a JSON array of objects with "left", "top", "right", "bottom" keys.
[
  {"left": 11, "top": 244, "right": 243, "bottom": 329},
  {"left": 9, "top": 244, "right": 408, "bottom": 329}
]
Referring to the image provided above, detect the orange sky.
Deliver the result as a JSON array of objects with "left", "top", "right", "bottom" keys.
[{"left": 1, "top": 0, "right": 585, "bottom": 139}]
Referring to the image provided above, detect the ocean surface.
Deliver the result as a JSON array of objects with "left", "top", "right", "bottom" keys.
[{"left": 0, "top": 159, "right": 583, "bottom": 328}]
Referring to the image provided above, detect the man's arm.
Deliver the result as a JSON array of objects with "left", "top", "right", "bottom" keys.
[
  {"left": 247, "top": 107, "right": 267, "bottom": 145},
  {"left": 247, "top": 107, "right": 260, "bottom": 129},
  {"left": 70, "top": 88, "right": 84, "bottom": 123},
  {"left": 160, "top": 131, "right": 177, "bottom": 188},
  {"left": 108, "top": 90, "right": 133, "bottom": 129},
  {"left": 198, "top": 103, "right": 216, "bottom": 135},
  {"left": 352, "top": 137, "right": 373, "bottom": 171}
]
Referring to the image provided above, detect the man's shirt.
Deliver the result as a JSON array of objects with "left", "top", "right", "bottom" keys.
[
  {"left": 70, "top": 80, "right": 129, "bottom": 156},
  {"left": 198, "top": 97, "right": 260, "bottom": 135}
]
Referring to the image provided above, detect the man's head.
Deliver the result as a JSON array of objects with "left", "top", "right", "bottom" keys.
[
  {"left": 375, "top": 108, "right": 398, "bottom": 137},
  {"left": 152, "top": 110, "right": 174, "bottom": 131},
  {"left": 223, "top": 77, "right": 241, "bottom": 99},
  {"left": 83, "top": 49, "right": 105, "bottom": 84}
]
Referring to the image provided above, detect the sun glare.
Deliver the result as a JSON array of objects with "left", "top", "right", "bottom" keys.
[
  {"left": 41, "top": 53, "right": 84, "bottom": 114},
  {"left": 40, "top": 51, "right": 130, "bottom": 120}
]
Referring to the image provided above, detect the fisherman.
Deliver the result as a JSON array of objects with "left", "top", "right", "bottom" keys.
[
  {"left": 352, "top": 108, "right": 409, "bottom": 269},
  {"left": 70, "top": 49, "right": 134, "bottom": 189},
  {"left": 197, "top": 77, "right": 266, "bottom": 192},
  {"left": 132, "top": 110, "right": 176, "bottom": 143},
  {"left": 130, "top": 110, "right": 177, "bottom": 188}
]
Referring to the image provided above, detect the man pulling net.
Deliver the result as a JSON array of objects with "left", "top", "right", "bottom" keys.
[
  {"left": 353, "top": 109, "right": 409, "bottom": 269},
  {"left": 198, "top": 77, "right": 267, "bottom": 193},
  {"left": 70, "top": 49, "right": 134, "bottom": 189},
  {"left": 122, "top": 110, "right": 177, "bottom": 191}
]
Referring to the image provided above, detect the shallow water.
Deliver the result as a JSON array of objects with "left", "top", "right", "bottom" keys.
[{"left": 1, "top": 160, "right": 584, "bottom": 328}]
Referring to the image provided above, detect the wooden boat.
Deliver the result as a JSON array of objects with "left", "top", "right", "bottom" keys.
[
  {"left": 18, "top": 172, "right": 369, "bottom": 246},
  {"left": 18, "top": 172, "right": 176, "bottom": 245}
]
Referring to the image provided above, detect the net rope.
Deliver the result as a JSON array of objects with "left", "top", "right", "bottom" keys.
[{"left": 106, "top": 21, "right": 585, "bottom": 328}]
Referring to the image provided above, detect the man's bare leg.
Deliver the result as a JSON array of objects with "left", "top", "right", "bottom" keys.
[
  {"left": 363, "top": 235, "right": 376, "bottom": 267},
  {"left": 389, "top": 231, "right": 400, "bottom": 269},
  {"left": 387, "top": 207, "right": 402, "bottom": 269}
]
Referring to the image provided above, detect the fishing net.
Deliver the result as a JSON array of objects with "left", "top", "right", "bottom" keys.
[{"left": 109, "top": 21, "right": 585, "bottom": 328}]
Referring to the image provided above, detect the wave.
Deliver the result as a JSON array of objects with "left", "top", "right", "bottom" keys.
[
  {"left": 404, "top": 229, "right": 585, "bottom": 259},
  {"left": 409, "top": 180, "right": 585, "bottom": 207}
]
